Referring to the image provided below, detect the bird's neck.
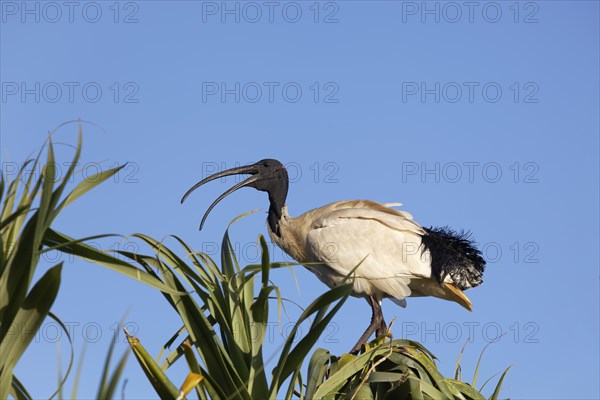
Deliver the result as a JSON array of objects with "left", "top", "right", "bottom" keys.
[
  {"left": 268, "top": 201, "right": 289, "bottom": 236},
  {"left": 267, "top": 181, "right": 288, "bottom": 236},
  {"left": 268, "top": 205, "right": 281, "bottom": 236}
]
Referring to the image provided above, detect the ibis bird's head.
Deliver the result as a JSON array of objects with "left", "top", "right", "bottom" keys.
[{"left": 181, "top": 159, "right": 289, "bottom": 234}]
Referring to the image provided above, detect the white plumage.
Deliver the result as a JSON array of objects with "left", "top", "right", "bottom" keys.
[{"left": 269, "top": 200, "right": 471, "bottom": 311}]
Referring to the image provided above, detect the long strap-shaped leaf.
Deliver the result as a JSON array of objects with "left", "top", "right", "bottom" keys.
[
  {"left": 269, "top": 283, "right": 352, "bottom": 399},
  {"left": 130, "top": 234, "right": 250, "bottom": 400},
  {"left": 42, "top": 229, "right": 183, "bottom": 294},
  {"left": 126, "top": 330, "right": 181, "bottom": 399},
  {"left": 0, "top": 263, "right": 62, "bottom": 399},
  {"left": 312, "top": 345, "right": 393, "bottom": 398}
]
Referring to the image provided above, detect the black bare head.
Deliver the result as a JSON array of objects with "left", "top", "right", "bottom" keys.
[{"left": 181, "top": 159, "right": 289, "bottom": 234}]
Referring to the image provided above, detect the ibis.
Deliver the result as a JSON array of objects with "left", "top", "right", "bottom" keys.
[{"left": 181, "top": 159, "right": 485, "bottom": 353}]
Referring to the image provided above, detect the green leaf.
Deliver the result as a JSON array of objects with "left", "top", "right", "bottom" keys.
[
  {"left": 42, "top": 229, "right": 183, "bottom": 295},
  {"left": 367, "top": 371, "right": 407, "bottom": 383},
  {"left": 488, "top": 365, "right": 512, "bottom": 400},
  {"left": 96, "top": 324, "right": 131, "bottom": 400},
  {"left": 126, "top": 330, "right": 181, "bottom": 400},
  {"left": 9, "top": 375, "right": 31, "bottom": 400},
  {"left": 305, "top": 348, "right": 332, "bottom": 398},
  {"left": 0, "top": 263, "right": 62, "bottom": 399},
  {"left": 59, "top": 163, "right": 125, "bottom": 210},
  {"left": 48, "top": 311, "right": 74, "bottom": 400},
  {"left": 404, "top": 347, "right": 454, "bottom": 398},
  {"left": 313, "top": 345, "right": 392, "bottom": 398},
  {"left": 271, "top": 283, "right": 352, "bottom": 399},
  {"left": 472, "top": 334, "right": 505, "bottom": 388},
  {"left": 447, "top": 379, "right": 485, "bottom": 400},
  {"left": 454, "top": 340, "right": 469, "bottom": 381}
]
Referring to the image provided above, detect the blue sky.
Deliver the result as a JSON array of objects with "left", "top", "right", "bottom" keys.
[{"left": 1, "top": 1, "right": 599, "bottom": 398}]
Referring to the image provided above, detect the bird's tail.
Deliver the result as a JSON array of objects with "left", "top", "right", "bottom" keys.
[{"left": 421, "top": 227, "right": 485, "bottom": 290}]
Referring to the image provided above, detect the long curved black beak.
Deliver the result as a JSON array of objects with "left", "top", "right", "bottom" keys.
[{"left": 181, "top": 164, "right": 260, "bottom": 230}]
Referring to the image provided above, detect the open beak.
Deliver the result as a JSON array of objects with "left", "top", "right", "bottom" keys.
[{"left": 181, "top": 164, "right": 260, "bottom": 230}]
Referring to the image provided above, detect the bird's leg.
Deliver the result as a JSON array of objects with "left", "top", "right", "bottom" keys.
[
  {"left": 376, "top": 312, "right": 387, "bottom": 337},
  {"left": 350, "top": 296, "right": 383, "bottom": 354}
]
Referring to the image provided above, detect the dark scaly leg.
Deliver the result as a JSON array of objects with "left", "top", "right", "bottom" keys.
[
  {"left": 376, "top": 311, "right": 387, "bottom": 337},
  {"left": 350, "top": 296, "right": 384, "bottom": 354}
]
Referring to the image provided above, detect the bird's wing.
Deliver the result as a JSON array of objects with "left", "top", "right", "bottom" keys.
[
  {"left": 306, "top": 203, "right": 431, "bottom": 304},
  {"left": 327, "top": 199, "right": 418, "bottom": 224}
]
